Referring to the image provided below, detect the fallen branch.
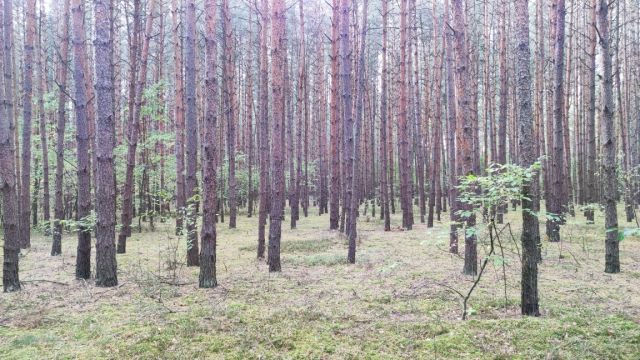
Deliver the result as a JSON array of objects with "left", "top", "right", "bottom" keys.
[
  {"left": 21, "top": 279, "right": 69, "bottom": 286},
  {"left": 159, "top": 280, "right": 195, "bottom": 286}
]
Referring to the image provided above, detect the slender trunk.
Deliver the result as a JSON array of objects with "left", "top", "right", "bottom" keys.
[
  {"left": 547, "top": 0, "right": 567, "bottom": 243},
  {"left": 497, "top": 3, "right": 508, "bottom": 224},
  {"left": 268, "top": 0, "right": 286, "bottom": 272},
  {"left": 329, "top": 0, "right": 340, "bottom": 230},
  {"left": 52, "top": 0, "right": 70, "bottom": 256},
  {"left": 37, "top": 3, "right": 50, "bottom": 234},
  {"left": 428, "top": 5, "right": 443, "bottom": 229},
  {"left": 184, "top": 0, "right": 199, "bottom": 266},
  {"left": 348, "top": 0, "right": 368, "bottom": 263},
  {"left": 515, "top": 0, "right": 541, "bottom": 316},
  {"left": 221, "top": 0, "right": 237, "bottom": 228},
  {"left": 298, "top": 0, "right": 309, "bottom": 219},
  {"left": 93, "top": 0, "right": 118, "bottom": 287},
  {"left": 257, "top": 0, "right": 269, "bottom": 258},
  {"left": 1, "top": 0, "right": 21, "bottom": 292},
  {"left": 20, "top": 0, "right": 37, "bottom": 249},
  {"left": 585, "top": 0, "right": 597, "bottom": 223},
  {"left": 199, "top": 0, "right": 218, "bottom": 288},
  {"left": 340, "top": 0, "right": 355, "bottom": 239},
  {"left": 317, "top": 35, "right": 328, "bottom": 216},
  {"left": 246, "top": 30, "right": 255, "bottom": 218},
  {"left": 288, "top": 34, "right": 298, "bottom": 228},
  {"left": 444, "top": 0, "right": 458, "bottom": 254},
  {"left": 398, "top": 0, "right": 413, "bottom": 230},
  {"left": 379, "top": 0, "right": 390, "bottom": 231},
  {"left": 597, "top": 0, "right": 619, "bottom": 274},
  {"left": 172, "top": 0, "right": 186, "bottom": 235},
  {"left": 410, "top": 0, "right": 425, "bottom": 225},
  {"left": 452, "top": 0, "right": 478, "bottom": 275},
  {"left": 118, "top": 0, "right": 156, "bottom": 253},
  {"left": 71, "top": 0, "right": 92, "bottom": 279}
]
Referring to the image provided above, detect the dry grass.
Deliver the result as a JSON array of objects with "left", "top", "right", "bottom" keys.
[{"left": 1, "top": 204, "right": 639, "bottom": 359}]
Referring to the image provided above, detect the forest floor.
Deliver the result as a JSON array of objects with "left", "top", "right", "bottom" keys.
[{"left": 1, "top": 204, "right": 640, "bottom": 359}]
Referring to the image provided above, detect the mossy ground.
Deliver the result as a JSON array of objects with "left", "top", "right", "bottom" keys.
[{"left": 1, "top": 204, "right": 639, "bottom": 359}]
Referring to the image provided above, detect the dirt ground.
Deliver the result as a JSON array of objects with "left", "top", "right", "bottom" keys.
[{"left": 1, "top": 204, "right": 639, "bottom": 359}]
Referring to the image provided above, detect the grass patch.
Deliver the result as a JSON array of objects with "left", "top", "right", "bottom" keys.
[
  {"left": 2, "top": 203, "right": 640, "bottom": 359},
  {"left": 239, "top": 237, "right": 334, "bottom": 254},
  {"left": 286, "top": 253, "right": 349, "bottom": 266}
]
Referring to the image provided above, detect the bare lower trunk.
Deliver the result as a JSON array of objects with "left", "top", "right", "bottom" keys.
[
  {"left": 444, "top": 0, "right": 458, "bottom": 254},
  {"left": 222, "top": 0, "right": 237, "bottom": 229},
  {"left": 94, "top": 0, "right": 118, "bottom": 287},
  {"left": 71, "top": 0, "right": 92, "bottom": 279},
  {"left": 37, "top": 5, "right": 50, "bottom": 234},
  {"left": 172, "top": 0, "right": 186, "bottom": 236},
  {"left": 184, "top": 0, "right": 199, "bottom": 266},
  {"left": 515, "top": 0, "right": 541, "bottom": 316},
  {"left": 547, "top": 0, "right": 566, "bottom": 243},
  {"left": 379, "top": 0, "right": 390, "bottom": 232},
  {"left": 347, "top": 0, "right": 368, "bottom": 263},
  {"left": 329, "top": 0, "right": 340, "bottom": 230},
  {"left": 597, "top": 0, "right": 619, "bottom": 274},
  {"left": 451, "top": 0, "right": 477, "bottom": 274},
  {"left": 20, "top": 0, "right": 37, "bottom": 249},
  {"left": 268, "top": 0, "right": 286, "bottom": 272},
  {"left": 199, "top": 0, "right": 218, "bottom": 288},
  {"left": 52, "top": 0, "right": 70, "bottom": 256},
  {"left": 257, "top": 0, "right": 269, "bottom": 259},
  {"left": 1, "top": 0, "right": 21, "bottom": 291}
]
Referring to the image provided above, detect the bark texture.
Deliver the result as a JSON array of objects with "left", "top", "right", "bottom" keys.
[
  {"left": 597, "top": 0, "right": 619, "bottom": 274},
  {"left": 515, "top": 0, "right": 541, "bottom": 316},
  {"left": 94, "top": 0, "right": 118, "bottom": 287},
  {"left": 268, "top": 0, "right": 286, "bottom": 272},
  {"left": 199, "top": 0, "right": 218, "bottom": 288}
]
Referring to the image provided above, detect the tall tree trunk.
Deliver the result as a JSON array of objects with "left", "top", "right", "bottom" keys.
[
  {"left": 1, "top": 0, "right": 21, "bottom": 292},
  {"left": 547, "top": 0, "right": 567, "bottom": 243},
  {"left": 347, "top": 0, "right": 368, "bottom": 263},
  {"left": 37, "top": 2, "right": 50, "bottom": 235},
  {"left": 172, "top": 0, "right": 186, "bottom": 236},
  {"left": 288, "top": 33, "right": 298, "bottom": 229},
  {"left": 118, "top": 0, "right": 156, "bottom": 253},
  {"left": 444, "top": 0, "right": 458, "bottom": 254},
  {"left": 452, "top": 0, "right": 478, "bottom": 275},
  {"left": 20, "top": 0, "right": 37, "bottom": 249},
  {"left": 268, "top": 0, "right": 286, "bottom": 272},
  {"left": 52, "top": 0, "right": 70, "bottom": 256},
  {"left": 410, "top": 0, "right": 425, "bottom": 225},
  {"left": 221, "top": 0, "right": 237, "bottom": 229},
  {"left": 340, "top": 0, "right": 355, "bottom": 239},
  {"left": 329, "top": 0, "right": 340, "bottom": 230},
  {"left": 428, "top": 5, "right": 443, "bottom": 229},
  {"left": 597, "top": 0, "right": 619, "bottom": 274},
  {"left": 497, "top": 2, "right": 508, "bottom": 224},
  {"left": 379, "top": 0, "right": 390, "bottom": 231},
  {"left": 184, "top": 0, "right": 199, "bottom": 266},
  {"left": 199, "top": 0, "right": 218, "bottom": 288},
  {"left": 71, "top": 0, "right": 92, "bottom": 279},
  {"left": 398, "top": 0, "right": 413, "bottom": 230},
  {"left": 317, "top": 34, "right": 328, "bottom": 216},
  {"left": 93, "top": 0, "right": 118, "bottom": 287},
  {"left": 515, "top": 0, "right": 541, "bottom": 316},
  {"left": 257, "top": 0, "right": 269, "bottom": 259},
  {"left": 245, "top": 24, "right": 255, "bottom": 219},
  {"left": 297, "top": 0, "right": 309, "bottom": 220},
  {"left": 584, "top": 0, "right": 597, "bottom": 223}
]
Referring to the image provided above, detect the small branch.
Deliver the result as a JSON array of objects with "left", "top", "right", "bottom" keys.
[
  {"left": 21, "top": 279, "right": 69, "bottom": 286},
  {"left": 493, "top": 221, "right": 509, "bottom": 312},
  {"left": 462, "top": 219, "right": 497, "bottom": 320}
]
